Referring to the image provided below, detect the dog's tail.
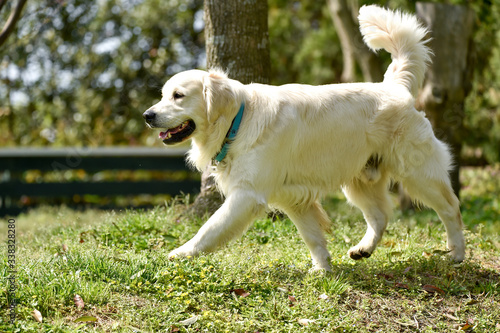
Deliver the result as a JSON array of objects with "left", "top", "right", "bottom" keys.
[{"left": 358, "top": 5, "right": 431, "bottom": 97}]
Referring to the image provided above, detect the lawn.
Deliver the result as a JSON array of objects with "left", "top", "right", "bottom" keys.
[{"left": 1, "top": 166, "right": 499, "bottom": 332}]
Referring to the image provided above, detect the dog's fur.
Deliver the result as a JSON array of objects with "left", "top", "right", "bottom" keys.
[{"left": 143, "top": 5, "right": 465, "bottom": 271}]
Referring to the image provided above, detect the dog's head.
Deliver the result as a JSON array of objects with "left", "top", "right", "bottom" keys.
[{"left": 143, "top": 69, "right": 241, "bottom": 146}]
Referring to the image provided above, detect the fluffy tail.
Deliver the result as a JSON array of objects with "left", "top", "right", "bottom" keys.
[{"left": 358, "top": 5, "right": 431, "bottom": 97}]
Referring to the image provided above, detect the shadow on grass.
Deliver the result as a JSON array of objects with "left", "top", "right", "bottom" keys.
[{"left": 254, "top": 254, "right": 499, "bottom": 298}]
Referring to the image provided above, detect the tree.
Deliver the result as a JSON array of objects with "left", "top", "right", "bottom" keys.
[
  {"left": 326, "top": 0, "right": 383, "bottom": 83},
  {"left": 188, "top": 0, "right": 271, "bottom": 217},
  {"left": 0, "top": 0, "right": 27, "bottom": 48},
  {"left": 416, "top": 2, "right": 475, "bottom": 197},
  {"left": 205, "top": 0, "right": 270, "bottom": 84},
  {"left": 0, "top": 0, "right": 204, "bottom": 147}
]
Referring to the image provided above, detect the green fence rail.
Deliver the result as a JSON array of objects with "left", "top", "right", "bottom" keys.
[{"left": 0, "top": 147, "right": 200, "bottom": 216}]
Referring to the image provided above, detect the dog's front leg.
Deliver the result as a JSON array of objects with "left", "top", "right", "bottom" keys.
[{"left": 169, "top": 189, "right": 267, "bottom": 258}]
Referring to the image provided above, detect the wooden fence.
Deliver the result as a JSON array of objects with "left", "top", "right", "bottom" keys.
[{"left": 0, "top": 147, "right": 200, "bottom": 216}]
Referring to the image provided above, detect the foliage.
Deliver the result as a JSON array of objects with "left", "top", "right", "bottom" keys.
[
  {"left": 460, "top": 165, "right": 500, "bottom": 232},
  {"left": 0, "top": 167, "right": 499, "bottom": 332},
  {"left": 463, "top": 0, "right": 500, "bottom": 163},
  {"left": 0, "top": 0, "right": 204, "bottom": 147},
  {"left": 1, "top": 0, "right": 500, "bottom": 163},
  {"left": 268, "top": 1, "right": 343, "bottom": 84}
]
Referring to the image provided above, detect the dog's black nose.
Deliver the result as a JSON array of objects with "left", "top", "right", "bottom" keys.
[{"left": 143, "top": 109, "right": 156, "bottom": 122}]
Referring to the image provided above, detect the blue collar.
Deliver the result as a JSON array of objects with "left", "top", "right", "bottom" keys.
[{"left": 214, "top": 102, "right": 245, "bottom": 163}]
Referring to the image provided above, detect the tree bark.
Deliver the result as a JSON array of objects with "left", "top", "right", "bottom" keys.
[
  {"left": 187, "top": 0, "right": 271, "bottom": 218},
  {"left": 326, "top": 0, "right": 383, "bottom": 83},
  {"left": 205, "top": 0, "right": 270, "bottom": 84},
  {"left": 416, "top": 2, "right": 475, "bottom": 198},
  {"left": 0, "top": 0, "right": 28, "bottom": 48}
]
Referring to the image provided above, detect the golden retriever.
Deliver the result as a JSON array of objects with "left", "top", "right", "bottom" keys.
[{"left": 143, "top": 5, "right": 465, "bottom": 271}]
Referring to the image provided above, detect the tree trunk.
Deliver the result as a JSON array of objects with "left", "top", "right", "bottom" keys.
[
  {"left": 0, "top": 0, "right": 28, "bottom": 48},
  {"left": 187, "top": 0, "right": 271, "bottom": 218},
  {"left": 326, "top": 0, "right": 383, "bottom": 83},
  {"left": 205, "top": 0, "right": 270, "bottom": 84},
  {"left": 416, "top": 2, "right": 475, "bottom": 198}
]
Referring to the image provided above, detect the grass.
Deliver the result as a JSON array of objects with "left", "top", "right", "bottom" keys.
[{"left": 1, "top": 166, "right": 499, "bottom": 332}]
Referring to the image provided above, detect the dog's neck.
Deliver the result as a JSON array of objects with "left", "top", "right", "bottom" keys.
[
  {"left": 187, "top": 102, "right": 245, "bottom": 171},
  {"left": 213, "top": 102, "right": 245, "bottom": 163}
]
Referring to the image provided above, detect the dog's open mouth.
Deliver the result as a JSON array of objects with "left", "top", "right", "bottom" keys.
[{"left": 159, "top": 120, "right": 196, "bottom": 144}]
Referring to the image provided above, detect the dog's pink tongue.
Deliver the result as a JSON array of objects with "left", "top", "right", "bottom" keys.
[{"left": 159, "top": 131, "right": 168, "bottom": 139}]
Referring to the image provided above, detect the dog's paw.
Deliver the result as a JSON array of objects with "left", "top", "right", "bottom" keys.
[
  {"left": 449, "top": 248, "right": 465, "bottom": 263},
  {"left": 168, "top": 244, "right": 197, "bottom": 260},
  {"left": 348, "top": 246, "right": 372, "bottom": 260},
  {"left": 309, "top": 264, "right": 333, "bottom": 274}
]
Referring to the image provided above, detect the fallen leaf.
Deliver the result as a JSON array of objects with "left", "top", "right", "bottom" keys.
[
  {"left": 422, "top": 251, "right": 432, "bottom": 258},
  {"left": 231, "top": 288, "right": 250, "bottom": 297},
  {"left": 74, "top": 294, "right": 85, "bottom": 309},
  {"left": 179, "top": 315, "right": 199, "bottom": 326},
  {"left": 403, "top": 266, "right": 412, "bottom": 274},
  {"left": 459, "top": 323, "right": 472, "bottom": 331},
  {"left": 288, "top": 295, "right": 297, "bottom": 303},
  {"left": 424, "top": 273, "right": 439, "bottom": 279},
  {"left": 433, "top": 249, "right": 451, "bottom": 255},
  {"left": 465, "top": 299, "right": 479, "bottom": 306},
  {"left": 378, "top": 273, "right": 394, "bottom": 280},
  {"left": 382, "top": 239, "right": 396, "bottom": 247},
  {"left": 277, "top": 287, "right": 288, "bottom": 293},
  {"left": 422, "top": 284, "right": 445, "bottom": 295},
  {"left": 318, "top": 293, "right": 329, "bottom": 300},
  {"left": 170, "top": 325, "right": 180, "bottom": 332},
  {"left": 298, "top": 318, "right": 315, "bottom": 326},
  {"left": 32, "top": 309, "right": 43, "bottom": 323},
  {"left": 62, "top": 244, "right": 68, "bottom": 252},
  {"left": 395, "top": 282, "right": 409, "bottom": 289},
  {"left": 443, "top": 313, "right": 459, "bottom": 321},
  {"left": 130, "top": 269, "right": 146, "bottom": 280},
  {"left": 74, "top": 316, "right": 98, "bottom": 322}
]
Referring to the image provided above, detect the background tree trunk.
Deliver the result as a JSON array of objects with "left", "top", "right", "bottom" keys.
[
  {"left": 416, "top": 2, "right": 475, "bottom": 198},
  {"left": 187, "top": 0, "right": 271, "bottom": 218},
  {"left": 326, "top": 0, "right": 383, "bottom": 83},
  {"left": 0, "top": 0, "right": 28, "bottom": 48}
]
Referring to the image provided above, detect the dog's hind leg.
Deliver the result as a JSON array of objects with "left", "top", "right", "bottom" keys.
[
  {"left": 343, "top": 172, "right": 392, "bottom": 260},
  {"left": 393, "top": 136, "right": 465, "bottom": 262},
  {"left": 401, "top": 175, "right": 465, "bottom": 262},
  {"left": 284, "top": 201, "right": 332, "bottom": 272}
]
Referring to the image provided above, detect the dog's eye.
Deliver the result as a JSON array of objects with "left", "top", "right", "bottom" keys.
[{"left": 173, "top": 91, "right": 184, "bottom": 100}]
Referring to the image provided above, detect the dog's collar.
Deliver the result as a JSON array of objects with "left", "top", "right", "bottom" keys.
[{"left": 214, "top": 102, "right": 245, "bottom": 163}]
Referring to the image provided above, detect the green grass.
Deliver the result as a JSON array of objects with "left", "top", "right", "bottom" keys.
[{"left": 1, "top": 166, "right": 499, "bottom": 332}]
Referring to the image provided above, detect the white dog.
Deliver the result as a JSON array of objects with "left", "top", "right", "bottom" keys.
[{"left": 143, "top": 5, "right": 465, "bottom": 271}]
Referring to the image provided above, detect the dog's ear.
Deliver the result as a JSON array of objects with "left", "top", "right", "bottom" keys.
[{"left": 202, "top": 71, "right": 237, "bottom": 124}]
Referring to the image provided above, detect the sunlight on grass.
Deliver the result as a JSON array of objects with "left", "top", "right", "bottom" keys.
[{"left": 1, "top": 167, "right": 499, "bottom": 332}]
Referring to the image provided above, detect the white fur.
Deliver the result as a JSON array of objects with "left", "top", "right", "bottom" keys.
[{"left": 145, "top": 5, "right": 465, "bottom": 271}]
